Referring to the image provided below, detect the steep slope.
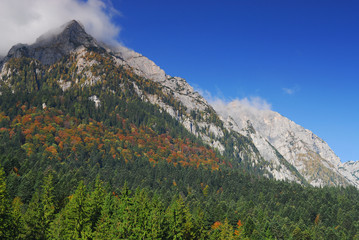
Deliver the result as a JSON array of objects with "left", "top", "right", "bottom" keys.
[
  {"left": 220, "top": 115, "right": 305, "bottom": 183},
  {"left": 110, "top": 45, "right": 307, "bottom": 182},
  {"left": 1, "top": 20, "right": 357, "bottom": 187},
  {"left": 213, "top": 100, "right": 359, "bottom": 187},
  {"left": 0, "top": 20, "right": 266, "bottom": 177},
  {"left": 113, "top": 46, "right": 225, "bottom": 149},
  {"left": 0, "top": 22, "right": 238, "bottom": 207},
  {"left": 0, "top": 20, "right": 313, "bottom": 184}
]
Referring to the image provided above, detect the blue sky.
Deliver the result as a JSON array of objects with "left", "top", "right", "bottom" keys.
[
  {"left": 112, "top": 0, "right": 359, "bottom": 162},
  {"left": 0, "top": 0, "right": 358, "bottom": 162}
]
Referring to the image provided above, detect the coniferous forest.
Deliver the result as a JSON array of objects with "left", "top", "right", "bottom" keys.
[{"left": 1, "top": 53, "right": 359, "bottom": 239}]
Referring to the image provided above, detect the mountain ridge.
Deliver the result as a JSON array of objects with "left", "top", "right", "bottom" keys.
[
  {"left": 213, "top": 99, "right": 358, "bottom": 187},
  {"left": 0, "top": 20, "right": 357, "bottom": 188}
]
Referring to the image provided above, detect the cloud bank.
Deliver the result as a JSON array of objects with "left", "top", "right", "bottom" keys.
[
  {"left": 0, "top": 0, "right": 120, "bottom": 56},
  {"left": 210, "top": 96, "right": 272, "bottom": 116},
  {"left": 195, "top": 86, "right": 272, "bottom": 130},
  {"left": 195, "top": 86, "right": 272, "bottom": 115}
]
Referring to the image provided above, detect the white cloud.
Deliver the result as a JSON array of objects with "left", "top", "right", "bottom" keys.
[
  {"left": 194, "top": 85, "right": 272, "bottom": 113},
  {"left": 282, "top": 88, "right": 294, "bottom": 95},
  {"left": 210, "top": 96, "right": 271, "bottom": 114},
  {"left": 208, "top": 96, "right": 272, "bottom": 130},
  {"left": 194, "top": 86, "right": 272, "bottom": 124},
  {"left": 0, "top": 0, "right": 121, "bottom": 56},
  {"left": 282, "top": 85, "right": 300, "bottom": 95},
  {"left": 237, "top": 97, "right": 272, "bottom": 110}
]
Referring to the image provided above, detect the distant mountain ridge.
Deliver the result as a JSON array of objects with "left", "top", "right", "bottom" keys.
[{"left": 0, "top": 20, "right": 357, "bottom": 188}]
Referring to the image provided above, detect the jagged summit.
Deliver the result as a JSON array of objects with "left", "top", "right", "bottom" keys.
[
  {"left": 35, "top": 20, "right": 89, "bottom": 45},
  {"left": 1, "top": 20, "right": 100, "bottom": 66}
]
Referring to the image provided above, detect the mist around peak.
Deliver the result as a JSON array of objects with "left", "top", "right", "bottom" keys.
[{"left": 0, "top": 0, "right": 121, "bottom": 56}]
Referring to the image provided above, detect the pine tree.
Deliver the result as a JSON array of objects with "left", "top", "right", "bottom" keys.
[
  {"left": 93, "top": 193, "right": 117, "bottom": 240},
  {"left": 41, "top": 173, "right": 55, "bottom": 238},
  {"left": 11, "top": 197, "right": 24, "bottom": 238},
  {"left": 165, "top": 196, "right": 194, "bottom": 239},
  {"left": 88, "top": 176, "right": 105, "bottom": 231},
  {"left": 23, "top": 172, "right": 55, "bottom": 239},
  {"left": 24, "top": 191, "right": 43, "bottom": 239},
  {"left": 51, "top": 181, "right": 92, "bottom": 239}
]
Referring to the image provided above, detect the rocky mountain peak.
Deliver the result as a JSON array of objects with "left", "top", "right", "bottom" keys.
[
  {"left": 35, "top": 20, "right": 96, "bottom": 48},
  {"left": 2, "top": 20, "right": 100, "bottom": 66}
]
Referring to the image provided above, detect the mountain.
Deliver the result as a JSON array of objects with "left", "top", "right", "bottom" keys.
[
  {"left": 0, "top": 20, "right": 235, "bottom": 201},
  {"left": 107, "top": 33, "right": 359, "bottom": 188},
  {"left": 111, "top": 36, "right": 359, "bottom": 188},
  {"left": 0, "top": 20, "right": 357, "bottom": 189},
  {"left": 1, "top": 19, "right": 359, "bottom": 239}
]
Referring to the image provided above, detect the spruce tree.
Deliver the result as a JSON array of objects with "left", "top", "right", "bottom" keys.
[{"left": 52, "top": 181, "right": 92, "bottom": 239}]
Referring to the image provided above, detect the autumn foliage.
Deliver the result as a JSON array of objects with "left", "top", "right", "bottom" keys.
[{"left": 0, "top": 107, "right": 224, "bottom": 170}]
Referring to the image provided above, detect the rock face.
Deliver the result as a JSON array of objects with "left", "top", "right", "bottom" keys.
[
  {"left": 220, "top": 115, "right": 305, "bottom": 183},
  {"left": 1, "top": 19, "right": 358, "bottom": 188},
  {"left": 341, "top": 161, "right": 359, "bottom": 184},
  {"left": 212, "top": 100, "right": 359, "bottom": 187},
  {"left": 111, "top": 46, "right": 309, "bottom": 183}
]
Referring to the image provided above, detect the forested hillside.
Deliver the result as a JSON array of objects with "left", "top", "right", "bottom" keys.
[{"left": 0, "top": 38, "right": 359, "bottom": 239}]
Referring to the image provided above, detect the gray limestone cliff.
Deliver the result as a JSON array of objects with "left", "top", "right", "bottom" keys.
[{"left": 213, "top": 100, "right": 359, "bottom": 187}]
